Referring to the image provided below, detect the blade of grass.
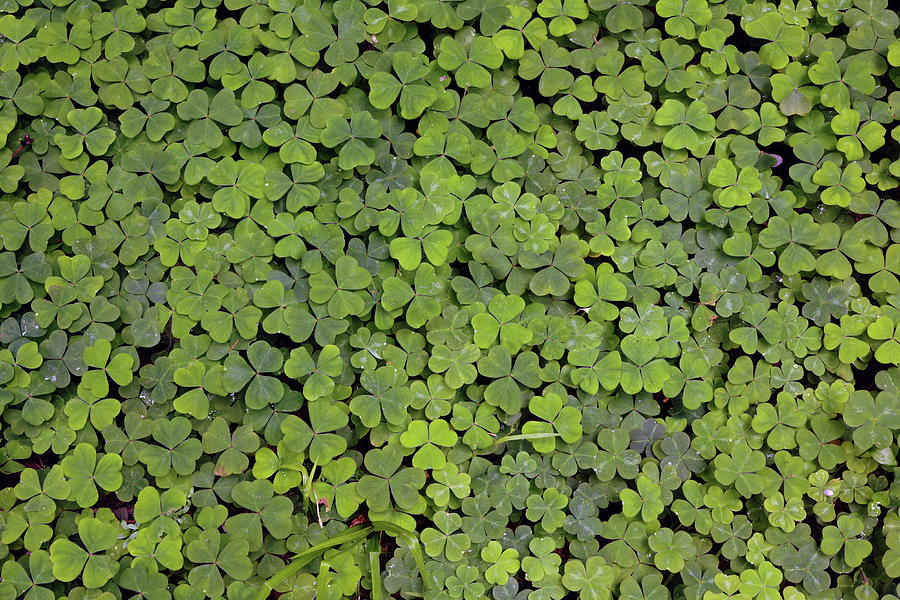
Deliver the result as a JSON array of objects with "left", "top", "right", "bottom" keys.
[
  {"left": 255, "top": 520, "right": 429, "bottom": 600},
  {"left": 370, "top": 521, "right": 428, "bottom": 591},
  {"left": 254, "top": 524, "right": 373, "bottom": 600},
  {"left": 316, "top": 560, "right": 332, "bottom": 600},
  {"left": 305, "top": 460, "right": 318, "bottom": 498},
  {"left": 368, "top": 535, "right": 383, "bottom": 600},
  {"left": 494, "top": 432, "right": 560, "bottom": 444},
  {"left": 472, "top": 432, "right": 561, "bottom": 458}
]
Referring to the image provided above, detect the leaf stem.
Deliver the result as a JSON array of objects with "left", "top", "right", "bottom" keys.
[{"left": 10, "top": 134, "right": 32, "bottom": 160}]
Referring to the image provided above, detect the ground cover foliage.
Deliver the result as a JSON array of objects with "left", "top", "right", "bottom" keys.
[{"left": 1, "top": 0, "right": 900, "bottom": 599}]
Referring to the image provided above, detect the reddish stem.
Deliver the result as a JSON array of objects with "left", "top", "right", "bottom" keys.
[{"left": 10, "top": 134, "right": 32, "bottom": 160}]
